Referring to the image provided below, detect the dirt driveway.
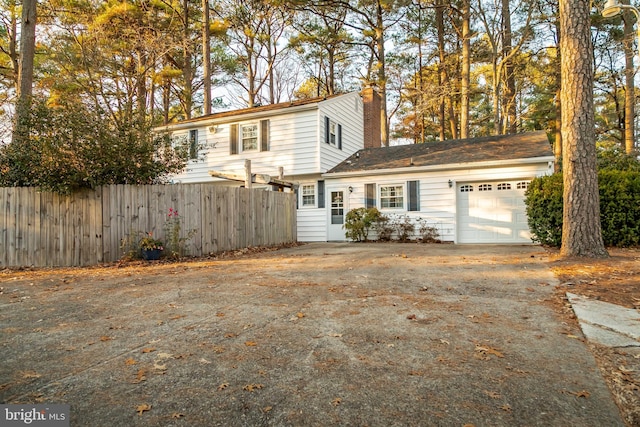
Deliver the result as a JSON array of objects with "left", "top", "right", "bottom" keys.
[{"left": 0, "top": 243, "right": 625, "bottom": 426}]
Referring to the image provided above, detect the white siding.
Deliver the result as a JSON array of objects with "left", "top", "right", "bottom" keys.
[
  {"left": 171, "top": 109, "right": 322, "bottom": 184},
  {"left": 318, "top": 93, "right": 364, "bottom": 171},
  {"left": 322, "top": 161, "right": 553, "bottom": 243},
  {"left": 297, "top": 209, "right": 327, "bottom": 242}
]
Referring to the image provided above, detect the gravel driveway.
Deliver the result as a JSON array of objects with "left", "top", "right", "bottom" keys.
[{"left": 0, "top": 243, "right": 624, "bottom": 426}]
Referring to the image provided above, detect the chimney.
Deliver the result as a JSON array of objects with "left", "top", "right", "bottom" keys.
[{"left": 361, "top": 86, "right": 382, "bottom": 149}]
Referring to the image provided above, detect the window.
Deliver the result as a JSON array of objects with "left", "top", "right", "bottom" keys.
[
  {"left": 497, "top": 183, "right": 511, "bottom": 190},
  {"left": 324, "top": 116, "right": 342, "bottom": 149},
  {"left": 460, "top": 185, "right": 473, "bottom": 192},
  {"left": 230, "top": 120, "right": 269, "bottom": 154},
  {"left": 407, "top": 180, "right": 419, "bottom": 211},
  {"left": 380, "top": 185, "right": 404, "bottom": 209},
  {"left": 517, "top": 181, "right": 529, "bottom": 190},
  {"left": 302, "top": 184, "right": 315, "bottom": 207},
  {"left": 188, "top": 130, "right": 198, "bottom": 160},
  {"left": 478, "top": 184, "right": 492, "bottom": 191},
  {"left": 241, "top": 124, "right": 258, "bottom": 151}
]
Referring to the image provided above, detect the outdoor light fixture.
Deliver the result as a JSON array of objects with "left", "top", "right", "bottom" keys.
[
  {"left": 602, "top": 0, "right": 640, "bottom": 52},
  {"left": 348, "top": 186, "right": 353, "bottom": 193},
  {"left": 602, "top": 0, "right": 624, "bottom": 17},
  {"left": 448, "top": 180, "right": 453, "bottom": 188}
]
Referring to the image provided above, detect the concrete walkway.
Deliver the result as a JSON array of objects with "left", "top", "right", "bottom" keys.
[{"left": 567, "top": 292, "right": 640, "bottom": 348}]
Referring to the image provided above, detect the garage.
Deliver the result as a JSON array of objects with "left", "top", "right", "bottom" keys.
[{"left": 457, "top": 180, "right": 532, "bottom": 244}]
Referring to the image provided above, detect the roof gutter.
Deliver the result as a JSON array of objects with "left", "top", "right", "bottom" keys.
[
  {"left": 154, "top": 103, "right": 321, "bottom": 132},
  {"left": 322, "top": 155, "right": 555, "bottom": 179}
]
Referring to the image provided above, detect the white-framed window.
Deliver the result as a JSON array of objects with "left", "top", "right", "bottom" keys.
[
  {"left": 517, "top": 181, "right": 529, "bottom": 190},
  {"left": 301, "top": 184, "right": 315, "bottom": 207},
  {"left": 497, "top": 183, "right": 511, "bottom": 190},
  {"left": 329, "top": 121, "right": 337, "bottom": 145},
  {"left": 241, "top": 124, "right": 258, "bottom": 151},
  {"left": 478, "top": 184, "right": 492, "bottom": 191},
  {"left": 188, "top": 129, "right": 198, "bottom": 160},
  {"left": 460, "top": 184, "right": 473, "bottom": 192},
  {"left": 380, "top": 185, "right": 404, "bottom": 209}
]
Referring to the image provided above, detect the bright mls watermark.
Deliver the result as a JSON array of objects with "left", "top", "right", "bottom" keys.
[{"left": 1, "top": 405, "right": 69, "bottom": 426}]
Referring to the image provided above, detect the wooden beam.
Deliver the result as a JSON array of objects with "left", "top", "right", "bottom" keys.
[{"left": 208, "top": 170, "right": 298, "bottom": 189}]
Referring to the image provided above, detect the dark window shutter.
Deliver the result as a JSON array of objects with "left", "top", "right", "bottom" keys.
[
  {"left": 260, "top": 119, "right": 269, "bottom": 151},
  {"left": 230, "top": 124, "right": 238, "bottom": 154},
  {"left": 408, "top": 180, "right": 420, "bottom": 211},
  {"left": 189, "top": 130, "right": 198, "bottom": 159},
  {"left": 324, "top": 116, "right": 330, "bottom": 144},
  {"left": 317, "top": 180, "right": 325, "bottom": 208},
  {"left": 365, "top": 183, "right": 376, "bottom": 208},
  {"left": 338, "top": 124, "right": 342, "bottom": 150},
  {"left": 294, "top": 186, "right": 299, "bottom": 209}
]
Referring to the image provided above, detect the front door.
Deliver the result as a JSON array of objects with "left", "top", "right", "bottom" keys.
[{"left": 327, "top": 190, "right": 346, "bottom": 241}]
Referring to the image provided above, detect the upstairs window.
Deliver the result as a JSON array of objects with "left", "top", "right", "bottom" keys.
[
  {"left": 324, "top": 116, "right": 342, "bottom": 149},
  {"left": 241, "top": 124, "right": 258, "bottom": 151}
]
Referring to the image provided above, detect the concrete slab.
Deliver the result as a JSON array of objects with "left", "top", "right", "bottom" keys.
[{"left": 567, "top": 292, "right": 640, "bottom": 348}]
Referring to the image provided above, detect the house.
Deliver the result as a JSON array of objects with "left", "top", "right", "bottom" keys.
[
  {"left": 158, "top": 89, "right": 381, "bottom": 242},
  {"left": 320, "top": 131, "right": 554, "bottom": 243},
  {"left": 160, "top": 92, "right": 553, "bottom": 244}
]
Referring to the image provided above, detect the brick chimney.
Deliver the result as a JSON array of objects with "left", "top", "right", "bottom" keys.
[{"left": 361, "top": 86, "right": 382, "bottom": 149}]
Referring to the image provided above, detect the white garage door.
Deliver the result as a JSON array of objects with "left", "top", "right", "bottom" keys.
[{"left": 457, "top": 180, "right": 532, "bottom": 244}]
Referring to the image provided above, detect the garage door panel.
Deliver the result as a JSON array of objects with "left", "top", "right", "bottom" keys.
[{"left": 457, "top": 180, "right": 531, "bottom": 244}]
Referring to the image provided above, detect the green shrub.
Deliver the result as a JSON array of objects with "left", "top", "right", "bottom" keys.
[
  {"left": 525, "top": 171, "right": 640, "bottom": 247},
  {"left": 598, "top": 170, "right": 640, "bottom": 247},
  {"left": 525, "top": 173, "right": 564, "bottom": 246},
  {"left": 344, "top": 207, "right": 384, "bottom": 242}
]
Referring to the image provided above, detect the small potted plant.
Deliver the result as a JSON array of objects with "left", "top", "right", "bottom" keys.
[{"left": 139, "top": 232, "right": 164, "bottom": 260}]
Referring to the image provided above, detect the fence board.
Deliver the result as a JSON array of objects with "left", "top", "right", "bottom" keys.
[{"left": 0, "top": 183, "right": 295, "bottom": 267}]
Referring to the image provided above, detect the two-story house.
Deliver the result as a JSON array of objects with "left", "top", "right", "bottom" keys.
[
  {"left": 156, "top": 89, "right": 382, "bottom": 242},
  {"left": 159, "top": 89, "right": 554, "bottom": 244}
]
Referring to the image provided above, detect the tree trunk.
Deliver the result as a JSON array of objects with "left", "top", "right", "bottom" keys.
[
  {"left": 12, "top": 0, "right": 37, "bottom": 145},
  {"left": 622, "top": 5, "right": 636, "bottom": 155},
  {"left": 554, "top": 13, "right": 562, "bottom": 172},
  {"left": 559, "top": 0, "right": 608, "bottom": 258},
  {"left": 502, "top": 0, "right": 517, "bottom": 134},
  {"left": 182, "top": 0, "right": 193, "bottom": 119},
  {"left": 460, "top": 0, "right": 470, "bottom": 140},
  {"left": 436, "top": 0, "right": 446, "bottom": 141},
  {"left": 203, "top": 0, "right": 212, "bottom": 115}
]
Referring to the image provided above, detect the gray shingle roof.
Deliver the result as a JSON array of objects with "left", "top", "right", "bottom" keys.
[{"left": 327, "top": 131, "right": 553, "bottom": 174}]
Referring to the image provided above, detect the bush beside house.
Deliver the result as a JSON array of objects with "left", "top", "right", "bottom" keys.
[{"left": 525, "top": 171, "right": 640, "bottom": 247}]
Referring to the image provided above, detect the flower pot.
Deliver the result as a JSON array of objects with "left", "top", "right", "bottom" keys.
[{"left": 141, "top": 249, "right": 162, "bottom": 261}]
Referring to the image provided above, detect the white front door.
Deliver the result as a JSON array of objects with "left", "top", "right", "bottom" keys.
[{"left": 327, "top": 189, "right": 347, "bottom": 241}]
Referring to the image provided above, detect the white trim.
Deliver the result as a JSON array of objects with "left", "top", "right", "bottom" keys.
[{"left": 322, "top": 156, "right": 555, "bottom": 179}]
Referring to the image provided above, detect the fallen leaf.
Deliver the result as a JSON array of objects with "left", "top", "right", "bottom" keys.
[
  {"left": 407, "top": 314, "right": 416, "bottom": 320},
  {"left": 153, "top": 363, "right": 167, "bottom": 371},
  {"left": 224, "top": 333, "right": 237, "bottom": 338},
  {"left": 100, "top": 336, "right": 113, "bottom": 342},
  {"left": 262, "top": 406, "right": 273, "bottom": 413},
  {"left": 500, "top": 404, "right": 512, "bottom": 412},
  {"left": 243, "top": 383, "right": 264, "bottom": 392},
  {"left": 199, "top": 358, "right": 211, "bottom": 364},
  {"left": 331, "top": 397, "right": 342, "bottom": 406},
  {"left": 132, "top": 368, "right": 147, "bottom": 383},
  {"left": 125, "top": 358, "right": 137, "bottom": 366},
  {"left": 171, "top": 413, "right": 185, "bottom": 419},
  {"left": 21, "top": 371, "right": 41, "bottom": 379},
  {"left": 296, "top": 312, "right": 305, "bottom": 318},
  {"left": 156, "top": 352, "right": 173, "bottom": 360},
  {"left": 245, "top": 341, "right": 257, "bottom": 347},
  {"left": 474, "top": 344, "right": 504, "bottom": 359},
  {"left": 141, "top": 347, "right": 156, "bottom": 353},
  {"left": 329, "top": 333, "right": 343, "bottom": 338},
  {"left": 136, "top": 404, "right": 151, "bottom": 415},
  {"left": 217, "top": 383, "right": 229, "bottom": 391},
  {"left": 483, "top": 390, "right": 501, "bottom": 399},
  {"left": 216, "top": 312, "right": 225, "bottom": 317}
]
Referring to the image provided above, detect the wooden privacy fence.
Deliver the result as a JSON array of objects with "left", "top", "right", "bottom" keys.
[{"left": 0, "top": 184, "right": 297, "bottom": 268}]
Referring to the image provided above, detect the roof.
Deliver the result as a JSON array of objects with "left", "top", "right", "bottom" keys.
[
  {"left": 327, "top": 131, "right": 553, "bottom": 174},
  {"left": 162, "top": 93, "right": 347, "bottom": 127}
]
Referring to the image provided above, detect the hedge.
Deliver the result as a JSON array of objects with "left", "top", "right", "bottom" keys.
[{"left": 525, "top": 171, "right": 640, "bottom": 247}]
